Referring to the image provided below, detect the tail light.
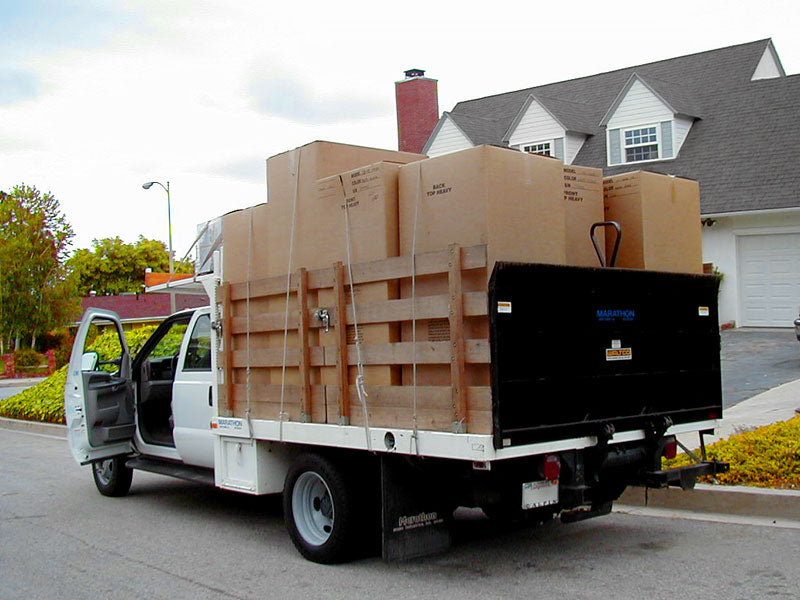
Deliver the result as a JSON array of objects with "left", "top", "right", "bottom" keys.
[
  {"left": 543, "top": 454, "right": 561, "bottom": 481},
  {"left": 663, "top": 439, "right": 677, "bottom": 460}
]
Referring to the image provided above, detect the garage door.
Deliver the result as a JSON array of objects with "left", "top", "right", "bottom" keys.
[{"left": 738, "top": 233, "right": 800, "bottom": 327}]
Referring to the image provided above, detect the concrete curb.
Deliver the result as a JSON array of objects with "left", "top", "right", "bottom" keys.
[
  {"left": 0, "top": 417, "right": 66, "bottom": 437},
  {"left": 618, "top": 484, "right": 800, "bottom": 521}
]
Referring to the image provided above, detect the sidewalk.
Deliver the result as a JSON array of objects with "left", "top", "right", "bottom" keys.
[
  {"left": 677, "top": 377, "right": 800, "bottom": 450},
  {"left": 0, "top": 377, "right": 46, "bottom": 388}
]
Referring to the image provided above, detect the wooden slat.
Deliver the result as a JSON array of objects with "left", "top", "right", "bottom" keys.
[
  {"left": 333, "top": 262, "right": 349, "bottom": 423},
  {"left": 335, "top": 385, "right": 491, "bottom": 411},
  {"left": 338, "top": 339, "right": 490, "bottom": 366},
  {"left": 448, "top": 244, "right": 467, "bottom": 430},
  {"left": 228, "top": 244, "right": 488, "bottom": 301},
  {"left": 224, "top": 340, "right": 489, "bottom": 369},
  {"left": 226, "top": 346, "right": 326, "bottom": 368},
  {"left": 228, "top": 292, "right": 488, "bottom": 335},
  {"left": 296, "top": 268, "right": 312, "bottom": 421}
]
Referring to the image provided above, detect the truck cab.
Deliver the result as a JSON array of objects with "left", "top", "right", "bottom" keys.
[{"left": 65, "top": 305, "right": 215, "bottom": 490}]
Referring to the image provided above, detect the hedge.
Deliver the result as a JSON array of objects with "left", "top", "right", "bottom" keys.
[
  {"left": 0, "top": 325, "right": 178, "bottom": 424},
  {"left": 663, "top": 416, "right": 800, "bottom": 489}
]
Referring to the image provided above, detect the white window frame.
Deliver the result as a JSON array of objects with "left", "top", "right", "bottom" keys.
[
  {"left": 521, "top": 140, "right": 553, "bottom": 157},
  {"left": 622, "top": 124, "right": 660, "bottom": 164}
]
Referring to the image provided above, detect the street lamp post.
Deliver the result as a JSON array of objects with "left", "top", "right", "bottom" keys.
[{"left": 142, "top": 180, "right": 175, "bottom": 313}]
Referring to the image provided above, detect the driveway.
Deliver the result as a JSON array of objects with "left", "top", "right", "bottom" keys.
[{"left": 721, "top": 328, "right": 799, "bottom": 408}]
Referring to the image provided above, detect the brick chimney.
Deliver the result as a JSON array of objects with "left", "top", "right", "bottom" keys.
[{"left": 395, "top": 68, "right": 439, "bottom": 154}]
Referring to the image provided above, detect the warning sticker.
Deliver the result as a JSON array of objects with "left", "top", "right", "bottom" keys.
[
  {"left": 698, "top": 306, "right": 710, "bottom": 317},
  {"left": 606, "top": 348, "right": 632, "bottom": 361},
  {"left": 497, "top": 301, "right": 512, "bottom": 314}
]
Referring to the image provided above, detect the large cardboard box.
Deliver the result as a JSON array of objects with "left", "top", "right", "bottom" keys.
[
  {"left": 221, "top": 159, "right": 410, "bottom": 422},
  {"left": 564, "top": 165, "right": 605, "bottom": 267},
  {"left": 398, "top": 145, "right": 566, "bottom": 270},
  {"left": 224, "top": 141, "right": 425, "bottom": 284},
  {"left": 266, "top": 140, "right": 424, "bottom": 217},
  {"left": 397, "top": 145, "right": 567, "bottom": 387},
  {"left": 603, "top": 171, "right": 702, "bottom": 273}
]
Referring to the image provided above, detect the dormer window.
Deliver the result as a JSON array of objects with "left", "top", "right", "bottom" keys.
[
  {"left": 623, "top": 125, "right": 659, "bottom": 162},
  {"left": 523, "top": 141, "right": 552, "bottom": 156}
]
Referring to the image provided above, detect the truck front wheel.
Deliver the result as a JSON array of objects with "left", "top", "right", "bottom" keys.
[
  {"left": 283, "top": 453, "right": 358, "bottom": 564},
  {"left": 92, "top": 456, "right": 133, "bottom": 497}
]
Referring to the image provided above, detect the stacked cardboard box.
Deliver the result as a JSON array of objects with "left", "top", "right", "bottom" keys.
[
  {"left": 219, "top": 140, "right": 705, "bottom": 434},
  {"left": 603, "top": 171, "right": 702, "bottom": 273},
  {"left": 221, "top": 142, "right": 425, "bottom": 422},
  {"left": 563, "top": 165, "right": 605, "bottom": 267},
  {"left": 396, "top": 145, "right": 567, "bottom": 387}
]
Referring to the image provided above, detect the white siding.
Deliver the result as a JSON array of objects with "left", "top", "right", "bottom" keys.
[
  {"left": 751, "top": 46, "right": 782, "bottom": 80},
  {"left": 702, "top": 211, "right": 800, "bottom": 326},
  {"left": 674, "top": 116, "right": 693, "bottom": 153},
  {"left": 507, "top": 98, "right": 565, "bottom": 148},
  {"left": 426, "top": 115, "right": 473, "bottom": 157},
  {"left": 606, "top": 79, "right": 673, "bottom": 129},
  {"left": 564, "top": 133, "right": 587, "bottom": 165}
]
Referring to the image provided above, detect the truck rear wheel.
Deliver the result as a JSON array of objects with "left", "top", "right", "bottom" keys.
[
  {"left": 283, "top": 453, "right": 358, "bottom": 564},
  {"left": 92, "top": 456, "right": 133, "bottom": 497}
]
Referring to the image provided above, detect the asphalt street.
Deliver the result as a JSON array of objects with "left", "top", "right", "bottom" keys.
[
  {"left": 0, "top": 385, "right": 28, "bottom": 400},
  {"left": 1, "top": 427, "right": 798, "bottom": 600},
  {"left": 721, "top": 328, "right": 800, "bottom": 407}
]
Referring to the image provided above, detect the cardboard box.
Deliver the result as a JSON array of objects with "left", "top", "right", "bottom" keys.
[
  {"left": 266, "top": 139, "right": 425, "bottom": 213},
  {"left": 397, "top": 146, "right": 566, "bottom": 387},
  {"left": 603, "top": 171, "right": 702, "bottom": 273},
  {"left": 224, "top": 142, "right": 424, "bottom": 284},
  {"left": 398, "top": 145, "right": 566, "bottom": 273},
  {"left": 564, "top": 165, "right": 605, "bottom": 267}
]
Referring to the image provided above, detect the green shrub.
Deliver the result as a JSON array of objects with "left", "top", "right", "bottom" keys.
[
  {"left": 663, "top": 416, "right": 800, "bottom": 489},
  {"left": 13, "top": 348, "right": 45, "bottom": 368},
  {"left": 0, "top": 325, "right": 168, "bottom": 424},
  {"left": 0, "top": 366, "right": 68, "bottom": 423}
]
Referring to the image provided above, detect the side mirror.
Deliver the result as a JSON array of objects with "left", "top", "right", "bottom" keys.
[{"left": 81, "top": 351, "right": 99, "bottom": 371}]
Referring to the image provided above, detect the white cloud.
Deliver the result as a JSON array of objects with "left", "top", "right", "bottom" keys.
[{"left": 0, "top": 0, "right": 798, "bottom": 258}]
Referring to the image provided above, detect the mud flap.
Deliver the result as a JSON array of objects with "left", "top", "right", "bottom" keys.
[{"left": 381, "top": 455, "right": 452, "bottom": 561}]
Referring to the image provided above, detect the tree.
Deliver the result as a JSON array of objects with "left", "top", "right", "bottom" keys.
[
  {"left": 0, "top": 184, "right": 79, "bottom": 351},
  {"left": 68, "top": 236, "right": 193, "bottom": 297}
]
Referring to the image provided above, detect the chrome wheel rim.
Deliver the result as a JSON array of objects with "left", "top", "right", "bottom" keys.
[
  {"left": 94, "top": 459, "right": 114, "bottom": 486},
  {"left": 292, "top": 471, "right": 334, "bottom": 546}
]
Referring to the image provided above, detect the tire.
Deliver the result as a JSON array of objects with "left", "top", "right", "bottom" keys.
[
  {"left": 283, "top": 453, "right": 359, "bottom": 564},
  {"left": 92, "top": 456, "right": 133, "bottom": 497}
]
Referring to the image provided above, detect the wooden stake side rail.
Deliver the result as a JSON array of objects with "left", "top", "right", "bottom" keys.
[
  {"left": 220, "top": 244, "right": 492, "bottom": 434},
  {"left": 227, "top": 245, "right": 488, "bottom": 301}
]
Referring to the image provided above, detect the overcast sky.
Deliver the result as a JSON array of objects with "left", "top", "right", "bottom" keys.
[{"left": 1, "top": 0, "right": 798, "bottom": 259}]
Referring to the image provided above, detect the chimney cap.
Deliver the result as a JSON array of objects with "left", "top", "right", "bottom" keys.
[{"left": 404, "top": 68, "right": 425, "bottom": 78}]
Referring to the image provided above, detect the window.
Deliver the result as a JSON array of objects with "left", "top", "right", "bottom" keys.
[
  {"left": 523, "top": 141, "right": 552, "bottom": 156},
  {"left": 624, "top": 126, "right": 659, "bottom": 162},
  {"left": 183, "top": 314, "right": 212, "bottom": 371}
]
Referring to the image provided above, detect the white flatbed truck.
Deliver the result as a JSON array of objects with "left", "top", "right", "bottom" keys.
[{"left": 64, "top": 250, "right": 728, "bottom": 563}]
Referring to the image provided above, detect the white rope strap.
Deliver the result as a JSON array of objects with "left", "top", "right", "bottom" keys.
[
  {"left": 339, "top": 175, "right": 372, "bottom": 451},
  {"left": 410, "top": 163, "right": 422, "bottom": 455},
  {"left": 244, "top": 212, "right": 254, "bottom": 438},
  {"left": 279, "top": 149, "right": 300, "bottom": 441}
]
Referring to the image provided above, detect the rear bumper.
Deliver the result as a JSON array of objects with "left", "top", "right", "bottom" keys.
[{"left": 637, "top": 460, "right": 730, "bottom": 491}]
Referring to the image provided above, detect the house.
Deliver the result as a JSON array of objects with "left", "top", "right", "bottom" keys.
[
  {"left": 395, "top": 40, "right": 800, "bottom": 328},
  {"left": 77, "top": 292, "right": 208, "bottom": 330}
]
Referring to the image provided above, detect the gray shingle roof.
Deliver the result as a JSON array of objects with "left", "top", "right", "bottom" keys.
[{"left": 437, "top": 39, "right": 799, "bottom": 214}]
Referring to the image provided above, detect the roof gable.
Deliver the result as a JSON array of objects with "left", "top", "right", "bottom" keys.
[
  {"left": 503, "top": 94, "right": 595, "bottom": 144},
  {"left": 599, "top": 73, "right": 700, "bottom": 126},
  {"left": 751, "top": 40, "right": 785, "bottom": 80},
  {"left": 422, "top": 112, "right": 473, "bottom": 155}
]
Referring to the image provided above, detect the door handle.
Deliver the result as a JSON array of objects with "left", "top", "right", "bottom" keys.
[{"left": 208, "top": 386, "right": 213, "bottom": 407}]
